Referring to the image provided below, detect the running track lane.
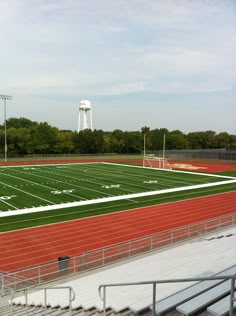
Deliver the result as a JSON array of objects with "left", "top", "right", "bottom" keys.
[{"left": 0, "top": 191, "right": 235, "bottom": 271}]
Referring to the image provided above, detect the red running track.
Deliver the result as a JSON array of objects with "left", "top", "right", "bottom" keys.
[
  {"left": 0, "top": 191, "right": 235, "bottom": 271},
  {"left": 0, "top": 159, "right": 236, "bottom": 173}
]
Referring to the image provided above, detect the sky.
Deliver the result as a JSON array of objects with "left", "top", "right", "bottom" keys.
[{"left": 0, "top": 0, "right": 236, "bottom": 134}]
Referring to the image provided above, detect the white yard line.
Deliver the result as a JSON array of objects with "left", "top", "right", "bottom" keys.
[
  {"left": 102, "top": 162, "right": 236, "bottom": 179},
  {"left": 1, "top": 179, "right": 236, "bottom": 218},
  {"left": 0, "top": 180, "right": 55, "bottom": 206},
  {"left": 6, "top": 169, "right": 87, "bottom": 201},
  {"left": 33, "top": 168, "right": 118, "bottom": 197},
  {"left": 86, "top": 164, "right": 217, "bottom": 187},
  {"left": 62, "top": 165, "right": 148, "bottom": 193},
  {"left": 0, "top": 198, "right": 18, "bottom": 211}
]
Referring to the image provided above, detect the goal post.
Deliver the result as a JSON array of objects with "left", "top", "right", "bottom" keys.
[{"left": 143, "top": 155, "right": 172, "bottom": 169}]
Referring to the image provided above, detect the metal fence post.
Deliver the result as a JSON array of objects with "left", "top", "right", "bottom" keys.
[
  {"left": 14, "top": 274, "right": 17, "bottom": 290},
  {"left": 69, "top": 287, "right": 72, "bottom": 316},
  {"left": 103, "top": 286, "right": 106, "bottom": 316},
  {"left": 10, "top": 295, "right": 13, "bottom": 316},
  {"left": 44, "top": 288, "right": 47, "bottom": 315},
  {"left": 152, "top": 283, "right": 156, "bottom": 316},
  {"left": 24, "top": 288, "right": 28, "bottom": 315},
  {"left": 229, "top": 277, "right": 235, "bottom": 316},
  {"left": 38, "top": 266, "right": 41, "bottom": 284},
  {"left": 102, "top": 248, "right": 105, "bottom": 266}
]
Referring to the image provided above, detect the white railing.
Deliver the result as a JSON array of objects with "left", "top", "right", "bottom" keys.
[{"left": 2, "top": 212, "right": 236, "bottom": 292}]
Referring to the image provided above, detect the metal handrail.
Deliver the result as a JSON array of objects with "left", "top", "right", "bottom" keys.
[
  {"left": 99, "top": 275, "right": 236, "bottom": 316},
  {"left": 10, "top": 286, "right": 75, "bottom": 316},
  {"left": 0, "top": 286, "right": 14, "bottom": 297}
]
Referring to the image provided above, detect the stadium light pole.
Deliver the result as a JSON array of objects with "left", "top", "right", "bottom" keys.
[
  {"left": 163, "top": 134, "right": 166, "bottom": 168},
  {"left": 141, "top": 126, "right": 150, "bottom": 167},
  {"left": 143, "top": 133, "right": 146, "bottom": 167},
  {"left": 0, "top": 95, "right": 12, "bottom": 162}
]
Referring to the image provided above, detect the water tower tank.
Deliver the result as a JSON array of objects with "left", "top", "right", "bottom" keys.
[
  {"left": 79, "top": 100, "right": 92, "bottom": 111},
  {"left": 78, "top": 100, "right": 93, "bottom": 132}
]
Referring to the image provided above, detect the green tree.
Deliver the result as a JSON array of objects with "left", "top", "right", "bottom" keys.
[
  {"left": 167, "top": 133, "right": 188, "bottom": 149},
  {"left": 215, "top": 132, "right": 230, "bottom": 148},
  {"left": 55, "top": 131, "right": 75, "bottom": 154},
  {"left": 29, "top": 123, "right": 58, "bottom": 154},
  {"left": 7, "top": 117, "right": 37, "bottom": 129},
  {"left": 110, "top": 130, "right": 126, "bottom": 153},
  {"left": 8, "top": 127, "right": 31, "bottom": 155}
]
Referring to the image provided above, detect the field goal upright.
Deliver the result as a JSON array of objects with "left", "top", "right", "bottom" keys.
[{"left": 143, "top": 155, "right": 172, "bottom": 169}]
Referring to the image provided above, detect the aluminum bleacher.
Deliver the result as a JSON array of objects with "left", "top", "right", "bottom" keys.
[
  {"left": 9, "top": 232, "right": 236, "bottom": 316},
  {"left": 207, "top": 293, "right": 236, "bottom": 316},
  {"left": 176, "top": 279, "right": 233, "bottom": 315},
  {"left": 152, "top": 265, "right": 236, "bottom": 315}
]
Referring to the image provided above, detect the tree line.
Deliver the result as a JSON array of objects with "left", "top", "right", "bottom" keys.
[{"left": 0, "top": 117, "right": 235, "bottom": 157}]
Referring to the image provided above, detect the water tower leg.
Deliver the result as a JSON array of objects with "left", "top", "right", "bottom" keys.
[
  {"left": 78, "top": 111, "right": 81, "bottom": 132},
  {"left": 90, "top": 110, "right": 93, "bottom": 131}
]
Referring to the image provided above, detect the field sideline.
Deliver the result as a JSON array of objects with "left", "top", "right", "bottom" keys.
[{"left": 0, "top": 161, "right": 235, "bottom": 216}]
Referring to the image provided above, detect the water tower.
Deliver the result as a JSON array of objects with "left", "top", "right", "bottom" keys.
[{"left": 78, "top": 100, "right": 93, "bottom": 132}]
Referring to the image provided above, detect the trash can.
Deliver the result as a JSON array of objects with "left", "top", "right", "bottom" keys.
[{"left": 58, "top": 256, "right": 70, "bottom": 274}]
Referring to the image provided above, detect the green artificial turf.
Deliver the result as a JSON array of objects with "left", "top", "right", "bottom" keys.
[{"left": 0, "top": 162, "right": 235, "bottom": 232}]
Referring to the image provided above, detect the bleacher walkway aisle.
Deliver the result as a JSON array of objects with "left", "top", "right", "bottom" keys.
[{"left": 5, "top": 229, "right": 236, "bottom": 316}]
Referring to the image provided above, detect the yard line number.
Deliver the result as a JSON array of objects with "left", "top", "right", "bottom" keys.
[
  {"left": 51, "top": 189, "right": 75, "bottom": 195},
  {"left": 102, "top": 184, "right": 120, "bottom": 189},
  {"left": 143, "top": 180, "right": 158, "bottom": 184},
  {"left": 0, "top": 195, "right": 17, "bottom": 200}
]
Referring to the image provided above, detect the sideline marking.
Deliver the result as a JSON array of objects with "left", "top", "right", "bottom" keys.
[{"left": 1, "top": 179, "right": 236, "bottom": 218}]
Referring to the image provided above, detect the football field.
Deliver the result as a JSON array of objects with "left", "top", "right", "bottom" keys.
[{"left": 0, "top": 162, "right": 236, "bottom": 218}]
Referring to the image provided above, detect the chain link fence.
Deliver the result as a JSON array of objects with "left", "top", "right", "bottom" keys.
[{"left": 155, "top": 149, "right": 236, "bottom": 162}]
